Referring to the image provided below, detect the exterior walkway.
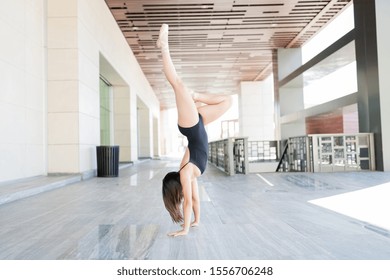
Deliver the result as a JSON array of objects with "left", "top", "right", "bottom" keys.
[{"left": 0, "top": 159, "right": 390, "bottom": 260}]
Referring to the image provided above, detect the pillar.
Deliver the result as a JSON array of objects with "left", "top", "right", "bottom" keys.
[
  {"left": 374, "top": 0, "right": 390, "bottom": 171},
  {"left": 239, "top": 81, "right": 275, "bottom": 140},
  {"left": 47, "top": 0, "right": 81, "bottom": 173},
  {"left": 137, "top": 98, "right": 153, "bottom": 158},
  {"left": 153, "top": 117, "right": 161, "bottom": 158},
  {"left": 47, "top": 0, "right": 100, "bottom": 176},
  {"left": 354, "top": 0, "right": 384, "bottom": 170},
  {"left": 114, "top": 86, "right": 131, "bottom": 162},
  {"left": 278, "top": 48, "right": 306, "bottom": 139}
]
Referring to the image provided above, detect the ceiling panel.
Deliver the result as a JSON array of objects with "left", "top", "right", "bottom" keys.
[{"left": 105, "top": 0, "right": 351, "bottom": 109}]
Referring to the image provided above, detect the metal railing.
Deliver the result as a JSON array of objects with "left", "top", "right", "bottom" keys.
[
  {"left": 285, "top": 133, "right": 375, "bottom": 172},
  {"left": 288, "top": 136, "right": 311, "bottom": 172},
  {"left": 311, "top": 133, "right": 375, "bottom": 172},
  {"left": 247, "top": 140, "right": 279, "bottom": 162},
  {"left": 209, "top": 133, "right": 375, "bottom": 175},
  {"left": 209, "top": 138, "right": 279, "bottom": 175},
  {"left": 209, "top": 138, "right": 234, "bottom": 175}
]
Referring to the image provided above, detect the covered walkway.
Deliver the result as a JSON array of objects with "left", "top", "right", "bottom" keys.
[{"left": 0, "top": 160, "right": 389, "bottom": 260}]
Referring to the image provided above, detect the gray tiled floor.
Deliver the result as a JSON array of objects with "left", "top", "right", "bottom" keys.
[{"left": 0, "top": 159, "right": 390, "bottom": 260}]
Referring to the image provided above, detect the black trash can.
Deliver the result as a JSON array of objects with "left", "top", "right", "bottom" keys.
[{"left": 96, "top": 146, "right": 120, "bottom": 177}]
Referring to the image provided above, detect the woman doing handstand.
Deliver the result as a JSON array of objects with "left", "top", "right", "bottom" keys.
[{"left": 158, "top": 24, "right": 232, "bottom": 237}]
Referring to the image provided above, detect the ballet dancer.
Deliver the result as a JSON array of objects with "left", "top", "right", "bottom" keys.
[{"left": 158, "top": 24, "right": 232, "bottom": 237}]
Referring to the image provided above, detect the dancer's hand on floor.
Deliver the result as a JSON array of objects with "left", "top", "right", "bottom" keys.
[{"left": 181, "top": 221, "right": 199, "bottom": 228}]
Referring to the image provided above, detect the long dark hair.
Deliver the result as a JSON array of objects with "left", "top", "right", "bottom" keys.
[{"left": 162, "top": 171, "right": 183, "bottom": 223}]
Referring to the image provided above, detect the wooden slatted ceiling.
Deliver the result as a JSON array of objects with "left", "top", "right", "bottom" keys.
[{"left": 105, "top": 0, "right": 351, "bottom": 109}]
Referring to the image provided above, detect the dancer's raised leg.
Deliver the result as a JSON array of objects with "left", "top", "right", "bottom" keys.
[
  {"left": 195, "top": 92, "right": 232, "bottom": 125},
  {"left": 158, "top": 24, "right": 198, "bottom": 128}
]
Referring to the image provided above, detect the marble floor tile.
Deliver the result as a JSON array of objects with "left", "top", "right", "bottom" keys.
[{"left": 0, "top": 159, "right": 390, "bottom": 259}]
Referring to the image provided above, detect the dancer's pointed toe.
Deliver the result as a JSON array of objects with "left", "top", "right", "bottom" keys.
[{"left": 157, "top": 24, "right": 169, "bottom": 49}]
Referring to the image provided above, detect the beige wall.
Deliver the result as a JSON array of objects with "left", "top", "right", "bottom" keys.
[
  {"left": 1, "top": 0, "right": 159, "bottom": 182},
  {"left": 0, "top": 0, "right": 46, "bottom": 182},
  {"left": 47, "top": 0, "right": 159, "bottom": 175}
]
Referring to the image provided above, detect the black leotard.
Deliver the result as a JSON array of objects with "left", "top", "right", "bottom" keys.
[{"left": 178, "top": 114, "right": 208, "bottom": 174}]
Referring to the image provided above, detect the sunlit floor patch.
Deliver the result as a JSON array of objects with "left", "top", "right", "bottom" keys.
[{"left": 309, "top": 182, "right": 390, "bottom": 231}]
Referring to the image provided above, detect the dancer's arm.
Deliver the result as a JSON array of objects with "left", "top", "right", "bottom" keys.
[
  {"left": 168, "top": 169, "right": 193, "bottom": 237},
  {"left": 191, "top": 178, "right": 200, "bottom": 226}
]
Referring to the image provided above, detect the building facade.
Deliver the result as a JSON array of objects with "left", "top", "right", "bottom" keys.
[{"left": 0, "top": 0, "right": 160, "bottom": 183}]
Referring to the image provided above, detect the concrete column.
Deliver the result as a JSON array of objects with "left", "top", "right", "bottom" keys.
[
  {"left": 129, "top": 89, "right": 138, "bottom": 162},
  {"left": 137, "top": 99, "right": 153, "bottom": 158},
  {"left": 113, "top": 86, "right": 131, "bottom": 162},
  {"left": 47, "top": 0, "right": 101, "bottom": 176},
  {"left": 47, "top": 0, "right": 81, "bottom": 174},
  {"left": 375, "top": 0, "right": 390, "bottom": 171},
  {"left": 354, "top": 0, "right": 384, "bottom": 170},
  {"left": 278, "top": 48, "right": 306, "bottom": 139},
  {"left": 113, "top": 86, "right": 138, "bottom": 162},
  {"left": 272, "top": 49, "right": 281, "bottom": 141},
  {"left": 239, "top": 80, "right": 275, "bottom": 140},
  {"left": 153, "top": 117, "right": 161, "bottom": 158}
]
